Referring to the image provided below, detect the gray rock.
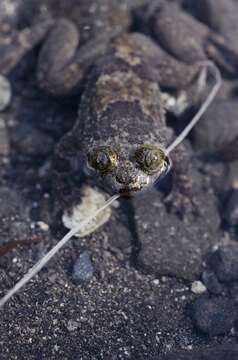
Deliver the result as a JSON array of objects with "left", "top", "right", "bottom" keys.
[
  {"left": 193, "top": 99, "right": 238, "bottom": 162},
  {"left": 11, "top": 124, "right": 55, "bottom": 157},
  {"left": 208, "top": 243, "right": 238, "bottom": 282},
  {"left": 72, "top": 251, "right": 95, "bottom": 283},
  {"left": 193, "top": 296, "right": 236, "bottom": 336},
  {"left": 133, "top": 187, "right": 220, "bottom": 281},
  {"left": 185, "top": 0, "right": 238, "bottom": 53},
  {"left": 202, "top": 270, "right": 225, "bottom": 295},
  {"left": 159, "top": 345, "right": 238, "bottom": 360}
]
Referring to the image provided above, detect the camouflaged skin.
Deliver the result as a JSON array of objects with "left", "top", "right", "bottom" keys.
[
  {"left": 53, "top": 33, "right": 167, "bottom": 210},
  {"left": 53, "top": 33, "right": 198, "bottom": 213}
]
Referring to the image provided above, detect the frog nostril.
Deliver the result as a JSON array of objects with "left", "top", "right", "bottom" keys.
[{"left": 116, "top": 166, "right": 137, "bottom": 185}]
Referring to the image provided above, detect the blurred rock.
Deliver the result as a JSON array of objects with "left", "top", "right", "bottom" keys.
[
  {"left": 202, "top": 270, "right": 225, "bottom": 295},
  {"left": 11, "top": 124, "right": 55, "bottom": 157},
  {"left": 0, "top": 74, "right": 11, "bottom": 111},
  {"left": 185, "top": 0, "right": 238, "bottom": 53},
  {"left": 207, "top": 243, "right": 238, "bottom": 282},
  {"left": 193, "top": 296, "right": 236, "bottom": 336},
  {"left": 193, "top": 99, "right": 238, "bottom": 161},
  {"left": 72, "top": 251, "right": 95, "bottom": 283}
]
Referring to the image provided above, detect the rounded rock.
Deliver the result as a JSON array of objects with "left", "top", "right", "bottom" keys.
[
  {"left": 191, "top": 281, "right": 207, "bottom": 294},
  {"left": 193, "top": 296, "right": 236, "bottom": 336},
  {"left": 208, "top": 243, "right": 238, "bottom": 282}
]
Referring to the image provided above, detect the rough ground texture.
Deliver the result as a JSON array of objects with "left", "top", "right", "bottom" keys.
[{"left": 0, "top": 0, "right": 238, "bottom": 359}]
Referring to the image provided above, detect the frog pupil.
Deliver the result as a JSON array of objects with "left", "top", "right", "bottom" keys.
[
  {"left": 145, "top": 151, "right": 159, "bottom": 168},
  {"left": 96, "top": 152, "right": 109, "bottom": 168}
]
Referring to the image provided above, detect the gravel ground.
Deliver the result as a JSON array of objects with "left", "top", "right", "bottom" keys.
[{"left": 0, "top": 1, "right": 238, "bottom": 359}]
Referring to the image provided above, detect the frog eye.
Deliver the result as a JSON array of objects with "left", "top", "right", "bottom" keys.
[
  {"left": 87, "top": 146, "right": 118, "bottom": 173},
  {"left": 135, "top": 145, "right": 166, "bottom": 174}
]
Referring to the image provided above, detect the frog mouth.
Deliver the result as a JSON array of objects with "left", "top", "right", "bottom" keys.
[
  {"left": 119, "top": 186, "right": 142, "bottom": 196},
  {"left": 118, "top": 181, "right": 146, "bottom": 195}
]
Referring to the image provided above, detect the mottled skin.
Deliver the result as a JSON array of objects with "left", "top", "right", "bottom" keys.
[
  {"left": 53, "top": 33, "right": 198, "bottom": 214},
  {"left": 2, "top": 0, "right": 231, "bottom": 216}
]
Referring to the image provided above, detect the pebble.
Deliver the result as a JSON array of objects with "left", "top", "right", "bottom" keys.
[
  {"left": 207, "top": 243, "right": 238, "bottom": 282},
  {"left": 191, "top": 281, "right": 207, "bottom": 294},
  {"left": 72, "top": 251, "right": 94, "bottom": 283},
  {"left": 67, "top": 319, "right": 79, "bottom": 332},
  {"left": 36, "top": 221, "right": 49, "bottom": 232},
  {"left": 193, "top": 296, "right": 236, "bottom": 336},
  {"left": 0, "top": 74, "right": 11, "bottom": 111}
]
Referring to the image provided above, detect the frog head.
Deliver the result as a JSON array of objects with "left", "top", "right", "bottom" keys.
[{"left": 86, "top": 144, "right": 171, "bottom": 195}]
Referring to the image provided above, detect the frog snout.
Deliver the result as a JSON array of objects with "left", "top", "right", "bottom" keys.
[{"left": 115, "top": 162, "right": 138, "bottom": 185}]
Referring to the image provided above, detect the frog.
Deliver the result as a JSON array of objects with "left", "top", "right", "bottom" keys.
[
  {"left": 0, "top": 2, "right": 224, "bottom": 308},
  {"left": 0, "top": 0, "right": 209, "bottom": 217},
  {"left": 52, "top": 32, "right": 203, "bottom": 217},
  {"left": 1, "top": 0, "right": 227, "bottom": 216}
]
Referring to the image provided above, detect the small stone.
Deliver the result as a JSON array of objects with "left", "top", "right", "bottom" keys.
[
  {"left": 191, "top": 281, "right": 207, "bottom": 294},
  {"left": 72, "top": 251, "right": 94, "bottom": 283},
  {"left": 193, "top": 296, "right": 236, "bottom": 336},
  {"left": 208, "top": 243, "right": 238, "bottom": 282},
  {"left": 0, "top": 74, "right": 11, "bottom": 111},
  {"left": 67, "top": 319, "right": 79, "bottom": 332},
  {"left": 36, "top": 221, "right": 49, "bottom": 232}
]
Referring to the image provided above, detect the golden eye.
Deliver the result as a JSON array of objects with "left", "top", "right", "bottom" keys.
[
  {"left": 135, "top": 145, "right": 166, "bottom": 174},
  {"left": 87, "top": 146, "right": 118, "bottom": 173}
]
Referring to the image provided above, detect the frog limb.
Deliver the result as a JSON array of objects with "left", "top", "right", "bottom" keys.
[{"left": 163, "top": 128, "right": 198, "bottom": 216}]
